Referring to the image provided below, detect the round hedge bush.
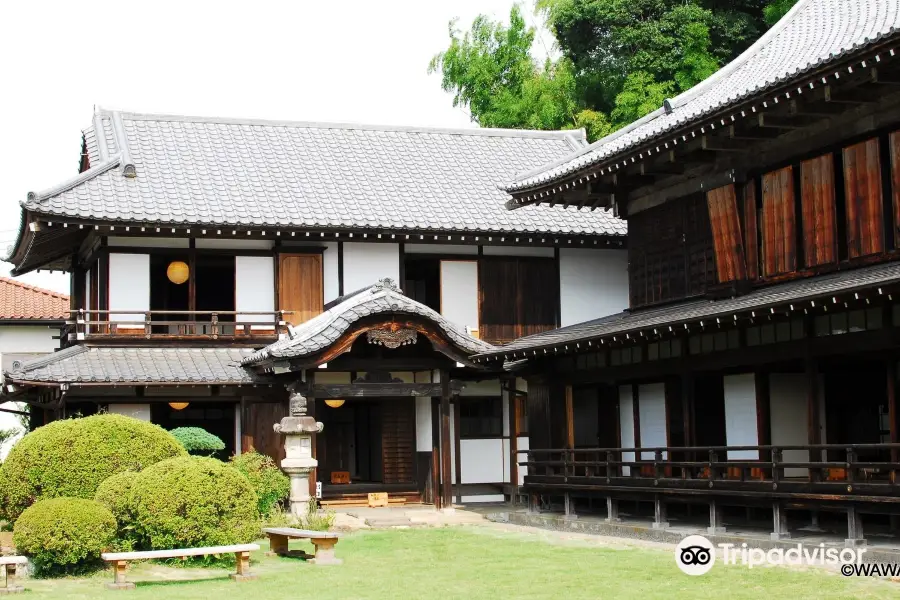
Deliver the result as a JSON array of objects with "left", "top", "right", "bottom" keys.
[
  {"left": 170, "top": 426, "right": 225, "bottom": 455},
  {"left": 94, "top": 471, "right": 141, "bottom": 550},
  {"left": 130, "top": 457, "right": 259, "bottom": 549},
  {"left": 13, "top": 498, "right": 116, "bottom": 575},
  {"left": 0, "top": 414, "right": 186, "bottom": 522},
  {"left": 230, "top": 451, "right": 290, "bottom": 516}
]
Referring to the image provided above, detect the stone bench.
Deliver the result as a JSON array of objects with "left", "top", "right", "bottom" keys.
[
  {"left": 263, "top": 527, "right": 342, "bottom": 565},
  {"left": 0, "top": 557, "right": 27, "bottom": 595},
  {"left": 101, "top": 543, "right": 260, "bottom": 590}
]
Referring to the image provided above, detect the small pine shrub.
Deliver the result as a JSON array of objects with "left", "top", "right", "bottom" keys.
[
  {"left": 169, "top": 427, "right": 225, "bottom": 456},
  {"left": 0, "top": 414, "right": 185, "bottom": 522},
  {"left": 230, "top": 450, "right": 290, "bottom": 516},
  {"left": 13, "top": 498, "right": 116, "bottom": 576},
  {"left": 130, "top": 456, "right": 259, "bottom": 549}
]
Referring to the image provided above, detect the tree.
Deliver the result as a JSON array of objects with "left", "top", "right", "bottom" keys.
[{"left": 763, "top": 0, "right": 798, "bottom": 25}]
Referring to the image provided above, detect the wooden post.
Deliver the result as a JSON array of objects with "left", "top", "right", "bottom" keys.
[
  {"left": 563, "top": 492, "right": 576, "bottom": 520},
  {"left": 440, "top": 371, "right": 453, "bottom": 510},
  {"left": 605, "top": 496, "right": 620, "bottom": 523},
  {"left": 652, "top": 494, "right": 668, "bottom": 529},
  {"left": 755, "top": 371, "right": 771, "bottom": 462},
  {"left": 806, "top": 357, "right": 822, "bottom": 480},
  {"left": 708, "top": 499, "right": 726, "bottom": 534},
  {"left": 565, "top": 384, "right": 575, "bottom": 450},
  {"left": 888, "top": 359, "right": 898, "bottom": 483},
  {"left": 507, "top": 379, "right": 519, "bottom": 506},
  {"left": 771, "top": 502, "right": 790, "bottom": 540},
  {"left": 107, "top": 560, "right": 135, "bottom": 590},
  {"left": 431, "top": 396, "right": 441, "bottom": 509},
  {"left": 230, "top": 550, "right": 257, "bottom": 580},
  {"left": 846, "top": 505, "right": 866, "bottom": 547},
  {"left": 453, "top": 393, "right": 462, "bottom": 505}
]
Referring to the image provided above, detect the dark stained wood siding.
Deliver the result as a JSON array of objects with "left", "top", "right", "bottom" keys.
[
  {"left": 742, "top": 180, "right": 759, "bottom": 280},
  {"left": 241, "top": 401, "right": 287, "bottom": 463},
  {"left": 843, "top": 138, "right": 884, "bottom": 258},
  {"left": 478, "top": 257, "right": 557, "bottom": 345},
  {"left": 706, "top": 184, "right": 746, "bottom": 282},
  {"left": 381, "top": 400, "right": 416, "bottom": 484},
  {"left": 278, "top": 254, "right": 324, "bottom": 326},
  {"left": 800, "top": 154, "right": 838, "bottom": 267},
  {"left": 889, "top": 131, "right": 900, "bottom": 248},
  {"left": 761, "top": 166, "right": 797, "bottom": 276}
]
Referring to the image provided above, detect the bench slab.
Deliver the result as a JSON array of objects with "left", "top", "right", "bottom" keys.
[
  {"left": 102, "top": 544, "right": 259, "bottom": 562},
  {"left": 262, "top": 528, "right": 340, "bottom": 539},
  {"left": 263, "top": 528, "right": 342, "bottom": 565}
]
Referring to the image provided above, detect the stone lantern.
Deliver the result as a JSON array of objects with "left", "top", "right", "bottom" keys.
[{"left": 273, "top": 385, "right": 323, "bottom": 517}]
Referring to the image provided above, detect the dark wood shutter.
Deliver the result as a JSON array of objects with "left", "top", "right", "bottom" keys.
[
  {"left": 683, "top": 195, "right": 717, "bottom": 297},
  {"left": 381, "top": 401, "right": 415, "bottom": 484},
  {"left": 800, "top": 154, "right": 837, "bottom": 267},
  {"left": 241, "top": 401, "right": 288, "bottom": 463},
  {"left": 843, "top": 138, "right": 884, "bottom": 258},
  {"left": 889, "top": 131, "right": 900, "bottom": 248},
  {"left": 762, "top": 166, "right": 797, "bottom": 276},
  {"left": 706, "top": 184, "right": 746, "bottom": 282},
  {"left": 478, "top": 257, "right": 557, "bottom": 345},
  {"left": 742, "top": 180, "right": 759, "bottom": 280},
  {"left": 278, "top": 254, "right": 323, "bottom": 326}
]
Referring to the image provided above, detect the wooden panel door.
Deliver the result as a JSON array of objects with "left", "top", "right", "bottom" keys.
[
  {"left": 800, "top": 154, "right": 837, "bottom": 267},
  {"left": 381, "top": 400, "right": 415, "bottom": 484},
  {"left": 742, "top": 180, "right": 759, "bottom": 280},
  {"left": 843, "top": 138, "right": 884, "bottom": 258},
  {"left": 706, "top": 184, "right": 746, "bottom": 282},
  {"left": 762, "top": 166, "right": 797, "bottom": 276},
  {"left": 278, "top": 254, "right": 323, "bottom": 326},
  {"left": 478, "top": 259, "right": 519, "bottom": 344}
]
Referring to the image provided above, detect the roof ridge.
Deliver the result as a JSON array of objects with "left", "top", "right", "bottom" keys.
[
  {"left": 0, "top": 277, "right": 69, "bottom": 301},
  {"left": 25, "top": 156, "right": 121, "bottom": 203},
  {"left": 15, "top": 345, "right": 87, "bottom": 373},
  {"left": 95, "top": 108, "right": 579, "bottom": 140}
]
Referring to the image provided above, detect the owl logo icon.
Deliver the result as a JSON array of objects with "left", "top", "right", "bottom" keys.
[{"left": 675, "top": 535, "right": 716, "bottom": 575}]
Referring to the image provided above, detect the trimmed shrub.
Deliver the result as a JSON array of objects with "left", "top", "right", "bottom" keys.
[
  {"left": 170, "top": 427, "right": 225, "bottom": 456},
  {"left": 130, "top": 457, "right": 259, "bottom": 549},
  {"left": 94, "top": 472, "right": 141, "bottom": 550},
  {"left": 230, "top": 451, "right": 290, "bottom": 516},
  {"left": 13, "top": 498, "right": 115, "bottom": 575},
  {"left": 0, "top": 414, "right": 185, "bottom": 522}
]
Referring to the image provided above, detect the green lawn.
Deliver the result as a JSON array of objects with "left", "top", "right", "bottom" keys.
[{"left": 15, "top": 526, "right": 898, "bottom": 599}]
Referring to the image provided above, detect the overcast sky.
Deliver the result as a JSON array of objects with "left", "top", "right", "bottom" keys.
[{"left": 0, "top": 0, "right": 552, "bottom": 295}]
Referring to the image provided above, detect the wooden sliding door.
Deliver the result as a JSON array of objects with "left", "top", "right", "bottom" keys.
[{"left": 278, "top": 253, "right": 324, "bottom": 326}]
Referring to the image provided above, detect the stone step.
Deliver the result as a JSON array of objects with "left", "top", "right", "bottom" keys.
[{"left": 363, "top": 516, "right": 416, "bottom": 528}]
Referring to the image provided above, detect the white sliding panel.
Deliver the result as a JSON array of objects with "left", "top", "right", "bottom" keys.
[
  {"left": 618, "top": 385, "right": 635, "bottom": 476},
  {"left": 440, "top": 260, "right": 479, "bottom": 333},
  {"left": 770, "top": 374, "right": 809, "bottom": 477},
  {"left": 107, "top": 404, "right": 151, "bottom": 421},
  {"left": 638, "top": 383, "right": 667, "bottom": 459},
  {"left": 460, "top": 439, "right": 504, "bottom": 484},
  {"left": 723, "top": 374, "right": 759, "bottom": 459},
  {"left": 108, "top": 253, "right": 150, "bottom": 328},
  {"left": 322, "top": 242, "right": 340, "bottom": 303},
  {"left": 559, "top": 249, "right": 629, "bottom": 326},
  {"left": 343, "top": 242, "right": 400, "bottom": 293},
  {"left": 235, "top": 256, "right": 275, "bottom": 326},
  {"left": 415, "top": 396, "right": 432, "bottom": 452}
]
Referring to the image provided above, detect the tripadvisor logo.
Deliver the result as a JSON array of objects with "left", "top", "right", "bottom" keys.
[{"left": 675, "top": 535, "right": 716, "bottom": 576}]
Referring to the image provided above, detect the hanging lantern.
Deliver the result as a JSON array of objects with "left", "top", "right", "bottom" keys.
[
  {"left": 168, "top": 402, "right": 190, "bottom": 411},
  {"left": 325, "top": 399, "right": 345, "bottom": 408},
  {"left": 166, "top": 261, "right": 190, "bottom": 285}
]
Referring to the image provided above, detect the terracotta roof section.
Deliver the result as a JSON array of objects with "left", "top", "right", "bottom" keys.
[{"left": 0, "top": 277, "right": 69, "bottom": 321}]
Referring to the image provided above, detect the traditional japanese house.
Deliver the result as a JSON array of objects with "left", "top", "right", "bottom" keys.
[
  {"left": 472, "top": 0, "right": 900, "bottom": 544},
  {"left": 1, "top": 110, "right": 628, "bottom": 506}
]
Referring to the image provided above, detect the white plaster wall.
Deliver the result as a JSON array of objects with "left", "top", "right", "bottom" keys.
[
  {"left": 405, "top": 244, "right": 477, "bottom": 255},
  {"left": 107, "top": 237, "right": 189, "bottom": 248},
  {"left": 322, "top": 242, "right": 340, "bottom": 303},
  {"left": 638, "top": 383, "right": 667, "bottom": 459},
  {"left": 235, "top": 256, "right": 275, "bottom": 323},
  {"left": 559, "top": 248, "right": 629, "bottom": 327},
  {"left": 618, "top": 385, "right": 635, "bottom": 475},
  {"left": 0, "top": 326, "right": 59, "bottom": 354},
  {"left": 481, "top": 246, "right": 555, "bottom": 257},
  {"left": 415, "top": 396, "right": 432, "bottom": 452},
  {"left": 342, "top": 243, "right": 399, "bottom": 293},
  {"left": 461, "top": 494, "right": 505, "bottom": 503},
  {"left": 460, "top": 439, "right": 505, "bottom": 483},
  {"left": 108, "top": 253, "right": 150, "bottom": 324},
  {"left": 195, "top": 239, "right": 274, "bottom": 250},
  {"left": 460, "top": 379, "right": 501, "bottom": 397},
  {"left": 770, "top": 374, "right": 810, "bottom": 477},
  {"left": 517, "top": 437, "right": 529, "bottom": 484},
  {"left": 723, "top": 373, "right": 760, "bottom": 459},
  {"left": 440, "top": 260, "right": 479, "bottom": 333},
  {"left": 107, "top": 404, "right": 151, "bottom": 421}
]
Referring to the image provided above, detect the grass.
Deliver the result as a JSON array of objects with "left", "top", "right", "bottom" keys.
[{"left": 14, "top": 526, "right": 899, "bottom": 599}]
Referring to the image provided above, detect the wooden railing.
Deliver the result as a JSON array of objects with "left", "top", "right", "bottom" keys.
[
  {"left": 64, "top": 309, "right": 292, "bottom": 341},
  {"left": 518, "top": 443, "right": 900, "bottom": 498}
]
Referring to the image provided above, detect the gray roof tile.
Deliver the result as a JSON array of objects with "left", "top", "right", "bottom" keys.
[
  {"left": 507, "top": 0, "right": 900, "bottom": 192},
  {"left": 27, "top": 110, "right": 626, "bottom": 237}
]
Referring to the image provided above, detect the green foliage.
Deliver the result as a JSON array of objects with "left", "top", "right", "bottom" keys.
[
  {"left": 610, "top": 72, "right": 675, "bottom": 125},
  {"left": 0, "top": 414, "right": 186, "bottom": 522},
  {"left": 94, "top": 471, "right": 141, "bottom": 551},
  {"left": 170, "top": 426, "right": 226, "bottom": 456},
  {"left": 302, "top": 498, "right": 335, "bottom": 532},
  {"left": 130, "top": 456, "right": 260, "bottom": 549},
  {"left": 230, "top": 450, "right": 290, "bottom": 516},
  {"left": 763, "top": 0, "right": 798, "bottom": 25},
  {"left": 13, "top": 498, "right": 115, "bottom": 576}
]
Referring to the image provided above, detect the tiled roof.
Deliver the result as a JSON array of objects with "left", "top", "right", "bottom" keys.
[
  {"left": 244, "top": 278, "right": 494, "bottom": 365},
  {"left": 6, "top": 346, "right": 270, "bottom": 385},
  {"left": 474, "top": 260, "right": 900, "bottom": 360},
  {"left": 0, "top": 277, "right": 68, "bottom": 321},
  {"left": 22, "top": 110, "right": 625, "bottom": 237},
  {"left": 506, "top": 0, "right": 900, "bottom": 193}
]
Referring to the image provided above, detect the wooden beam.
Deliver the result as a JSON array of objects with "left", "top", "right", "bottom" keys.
[
  {"left": 453, "top": 395, "right": 462, "bottom": 505},
  {"left": 312, "top": 382, "right": 461, "bottom": 397},
  {"left": 632, "top": 383, "right": 641, "bottom": 450},
  {"left": 870, "top": 67, "right": 900, "bottom": 86},
  {"left": 440, "top": 372, "right": 452, "bottom": 510},
  {"left": 757, "top": 113, "right": 820, "bottom": 129},
  {"left": 789, "top": 98, "right": 847, "bottom": 117},
  {"left": 755, "top": 370, "right": 771, "bottom": 462},
  {"left": 728, "top": 125, "right": 782, "bottom": 141},
  {"left": 701, "top": 135, "right": 750, "bottom": 153},
  {"left": 565, "top": 384, "right": 575, "bottom": 450},
  {"left": 431, "top": 396, "right": 441, "bottom": 509},
  {"left": 824, "top": 84, "right": 877, "bottom": 104}
]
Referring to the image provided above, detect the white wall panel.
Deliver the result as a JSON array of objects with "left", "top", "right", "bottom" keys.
[
  {"left": 235, "top": 256, "right": 275, "bottom": 323},
  {"left": 481, "top": 246, "right": 555, "bottom": 257},
  {"left": 638, "top": 383, "right": 667, "bottom": 459},
  {"left": 107, "top": 237, "right": 189, "bottom": 248},
  {"left": 107, "top": 404, "right": 151, "bottom": 421},
  {"left": 618, "top": 385, "right": 635, "bottom": 475},
  {"left": 440, "top": 260, "right": 479, "bottom": 332},
  {"left": 405, "top": 244, "right": 478, "bottom": 255},
  {"left": 460, "top": 379, "right": 501, "bottom": 397},
  {"left": 460, "top": 439, "right": 505, "bottom": 483},
  {"left": 770, "top": 374, "right": 809, "bottom": 477},
  {"left": 343, "top": 243, "right": 399, "bottom": 293},
  {"left": 0, "top": 327, "right": 59, "bottom": 354},
  {"left": 723, "top": 374, "right": 760, "bottom": 459},
  {"left": 461, "top": 495, "right": 505, "bottom": 503},
  {"left": 322, "top": 242, "right": 340, "bottom": 303},
  {"left": 518, "top": 437, "right": 529, "bottom": 485},
  {"left": 416, "top": 396, "right": 432, "bottom": 452},
  {"left": 195, "top": 239, "right": 274, "bottom": 250},
  {"left": 559, "top": 249, "right": 629, "bottom": 327},
  {"left": 108, "top": 253, "right": 150, "bottom": 325}
]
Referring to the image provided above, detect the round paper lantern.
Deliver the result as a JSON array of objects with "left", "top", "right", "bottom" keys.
[
  {"left": 325, "top": 399, "right": 345, "bottom": 408},
  {"left": 168, "top": 402, "right": 190, "bottom": 411},
  {"left": 166, "top": 261, "right": 190, "bottom": 285}
]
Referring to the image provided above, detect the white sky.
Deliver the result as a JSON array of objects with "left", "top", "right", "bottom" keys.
[{"left": 0, "top": 0, "right": 553, "bottom": 295}]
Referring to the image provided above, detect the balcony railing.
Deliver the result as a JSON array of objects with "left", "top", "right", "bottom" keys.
[
  {"left": 65, "top": 309, "right": 292, "bottom": 341},
  {"left": 519, "top": 443, "right": 900, "bottom": 499}
]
